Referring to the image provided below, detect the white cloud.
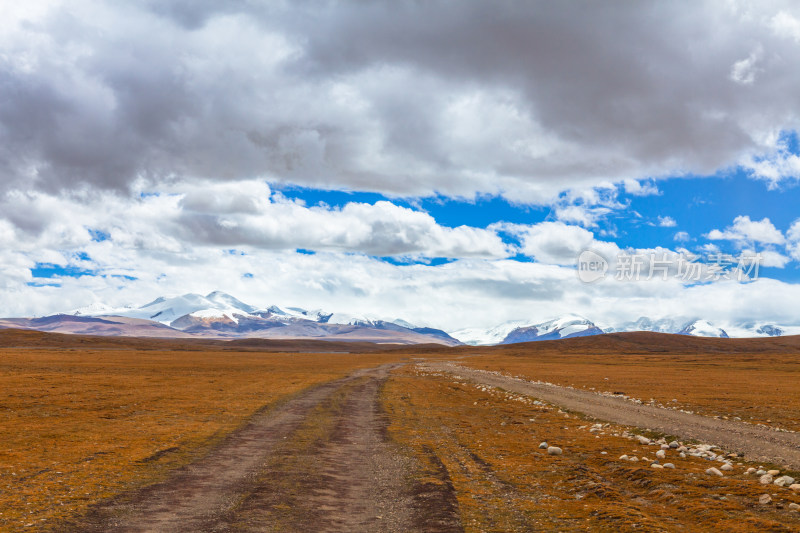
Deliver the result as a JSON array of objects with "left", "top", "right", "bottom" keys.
[
  {"left": 757, "top": 250, "right": 790, "bottom": 268},
  {"left": 729, "top": 45, "right": 762, "bottom": 85},
  {"left": 499, "top": 222, "right": 619, "bottom": 265},
  {"left": 785, "top": 219, "right": 800, "bottom": 260},
  {"left": 658, "top": 216, "right": 677, "bottom": 227},
  {"left": 706, "top": 215, "right": 785, "bottom": 244},
  {"left": 0, "top": 181, "right": 510, "bottom": 261},
  {"left": 553, "top": 205, "right": 612, "bottom": 228},
  {"left": 740, "top": 134, "right": 800, "bottom": 187},
  {"left": 4, "top": 2, "right": 800, "bottom": 333},
  {"left": 771, "top": 10, "right": 800, "bottom": 42},
  {"left": 624, "top": 179, "right": 660, "bottom": 197},
  {"left": 4, "top": 242, "right": 800, "bottom": 333},
  {"left": 674, "top": 231, "right": 690, "bottom": 242},
  {"left": 2, "top": 2, "right": 800, "bottom": 202}
]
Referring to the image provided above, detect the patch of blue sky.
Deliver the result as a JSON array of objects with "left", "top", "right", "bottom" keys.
[
  {"left": 108, "top": 274, "right": 138, "bottom": 281},
  {"left": 273, "top": 139, "right": 800, "bottom": 282},
  {"left": 378, "top": 256, "right": 458, "bottom": 266},
  {"left": 88, "top": 229, "right": 110, "bottom": 242},
  {"left": 612, "top": 172, "right": 800, "bottom": 249},
  {"left": 274, "top": 183, "right": 549, "bottom": 228},
  {"left": 31, "top": 263, "right": 96, "bottom": 279}
]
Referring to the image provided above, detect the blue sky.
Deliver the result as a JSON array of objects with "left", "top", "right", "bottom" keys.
[
  {"left": 273, "top": 166, "right": 800, "bottom": 278},
  {"left": 3, "top": 1, "right": 800, "bottom": 334}
]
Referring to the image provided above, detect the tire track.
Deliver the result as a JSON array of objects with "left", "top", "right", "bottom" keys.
[{"left": 70, "top": 364, "right": 461, "bottom": 532}]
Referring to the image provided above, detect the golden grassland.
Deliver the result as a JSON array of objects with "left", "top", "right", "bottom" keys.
[
  {"left": 6, "top": 330, "right": 800, "bottom": 531},
  {"left": 382, "top": 365, "right": 800, "bottom": 532},
  {"left": 0, "top": 346, "right": 405, "bottom": 532},
  {"left": 460, "top": 341, "right": 800, "bottom": 432}
]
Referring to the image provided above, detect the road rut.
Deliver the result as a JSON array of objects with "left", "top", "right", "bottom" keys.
[{"left": 72, "top": 364, "right": 462, "bottom": 532}]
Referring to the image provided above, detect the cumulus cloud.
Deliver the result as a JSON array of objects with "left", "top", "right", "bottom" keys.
[
  {"left": 498, "top": 222, "right": 620, "bottom": 265},
  {"left": 730, "top": 45, "right": 763, "bottom": 85},
  {"left": 771, "top": 10, "right": 800, "bottom": 42},
  {"left": 3, "top": 1, "right": 800, "bottom": 201},
  {"left": 0, "top": 180, "right": 509, "bottom": 260},
  {"left": 754, "top": 250, "right": 790, "bottom": 268},
  {"left": 706, "top": 216, "right": 785, "bottom": 244},
  {"left": 785, "top": 219, "right": 800, "bottom": 260},
  {"left": 624, "top": 179, "right": 660, "bottom": 196},
  {"left": 658, "top": 216, "right": 677, "bottom": 227}
]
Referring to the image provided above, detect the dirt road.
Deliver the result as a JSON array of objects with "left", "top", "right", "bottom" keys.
[
  {"left": 426, "top": 362, "right": 800, "bottom": 470},
  {"left": 71, "top": 364, "right": 462, "bottom": 533}
]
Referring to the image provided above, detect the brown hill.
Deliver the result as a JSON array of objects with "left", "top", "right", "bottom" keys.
[{"left": 3, "top": 328, "right": 799, "bottom": 356}]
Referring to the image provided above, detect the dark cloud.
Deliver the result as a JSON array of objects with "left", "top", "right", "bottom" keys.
[{"left": 1, "top": 1, "right": 799, "bottom": 201}]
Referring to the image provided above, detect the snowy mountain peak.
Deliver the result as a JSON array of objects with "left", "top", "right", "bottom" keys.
[
  {"left": 452, "top": 314, "right": 601, "bottom": 346},
  {"left": 678, "top": 319, "right": 729, "bottom": 338}
]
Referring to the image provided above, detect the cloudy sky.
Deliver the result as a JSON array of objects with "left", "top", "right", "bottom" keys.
[{"left": 3, "top": 0, "right": 800, "bottom": 332}]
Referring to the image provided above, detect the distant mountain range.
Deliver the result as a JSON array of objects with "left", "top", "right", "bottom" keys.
[
  {"left": 1, "top": 291, "right": 797, "bottom": 345},
  {"left": 0, "top": 291, "right": 460, "bottom": 346},
  {"left": 452, "top": 315, "right": 798, "bottom": 346}
]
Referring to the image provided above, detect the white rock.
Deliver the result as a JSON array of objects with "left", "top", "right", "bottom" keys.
[
  {"left": 619, "top": 455, "right": 629, "bottom": 460},
  {"left": 547, "top": 446, "right": 563, "bottom": 455},
  {"left": 656, "top": 450, "right": 666, "bottom": 459},
  {"left": 636, "top": 436, "right": 651, "bottom": 445},
  {"left": 781, "top": 475, "right": 796, "bottom": 485},
  {"left": 775, "top": 477, "right": 787, "bottom": 487},
  {"left": 756, "top": 470, "right": 766, "bottom": 475},
  {"left": 789, "top": 483, "right": 800, "bottom": 492},
  {"left": 760, "top": 474, "right": 774, "bottom": 485},
  {"left": 663, "top": 463, "right": 675, "bottom": 469},
  {"left": 790, "top": 502, "right": 800, "bottom": 511},
  {"left": 651, "top": 463, "right": 663, "bottom": 469},
  {"left": 629, "top": 456, "right": 639, "bottom": 462},
  {"left": 539, "top": 442, "right": 548, "bottom": 449},
  {"left": 759, "top": 494, "right": 772, "bottom": 505},
  {"left": 768, "top": 469, "right": 781, "bottom": 476},
  {"left": 679, "top": 452, "right": 686, "bottom": 458},
  {"left": 669, "top": 441, "right": 679, "bottom": 449},
  {"left": 706, "top": 467, "right": 723, "bottom": 477},
  {"left": 720, "top": 464, "right": 734, "bottom": 471},
  {"left": 746, "top": 467, "right": 756, "bottom": 474},
  {"left": 660, "top": 444, "right": 670, "bottom": 450}
]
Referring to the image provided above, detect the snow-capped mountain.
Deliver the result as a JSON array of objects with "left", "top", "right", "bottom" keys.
[
  {"left": 450, "top": 314, "right": 800, "bottom": 345},
  {"left": 452, "top": 315, "right": 602, "bottom": 346},
  {"left": 608, "top": 317, "right": 689, "bottom": 335},
  {"left": 20, "top": 295, "right": 800, "bottom": 345},
  {"left": 61, "top": 291, "right": 460, "bottom": 345},
  {"left": 677, "top": 319, "right": 729, "bottom": 338},
  {"left": 500, "top": 315, "right": 603, "bottom": 344},
  {"left": 451, "top": 321, "right": 529, "bottom": 346}
]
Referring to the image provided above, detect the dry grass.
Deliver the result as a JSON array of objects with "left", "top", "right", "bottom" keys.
[
  {"left": 382, "top": 365, "right": 800, "bottom": 532},
  {"left": 0, "top": 346, "right": 404, "bottom": 532},
  {"left": 7, "top": 330, "right": 800, "bottom": 531}
]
